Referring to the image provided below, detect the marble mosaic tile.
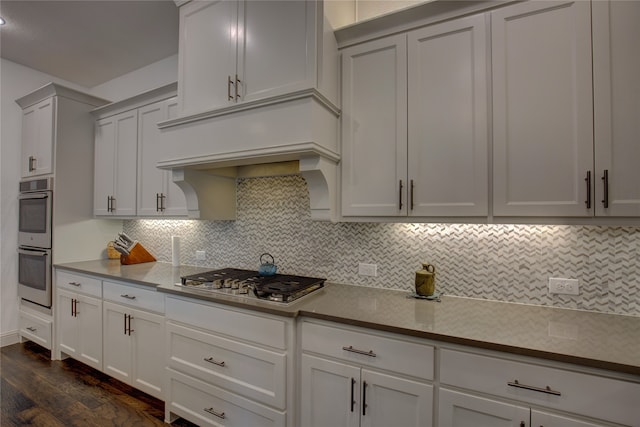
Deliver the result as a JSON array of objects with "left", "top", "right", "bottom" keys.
[{"left": 125, "top": 175, "right": 640, "bottom": 316}]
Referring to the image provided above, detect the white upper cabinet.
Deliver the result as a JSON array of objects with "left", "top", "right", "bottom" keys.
[
  {"left": 407, "top": 15, "right": 488, "bottom": 217},
  {"left": 341, "top": 34, "right": 408, "bottom": 217},
  {"left": 492, "top": 0, "right": 594, "bottom": 217},
  {"left": 592, "top": 0, "right": 640, "bottom": 217},
  {"left": 177, "top": 0, "right": 332, "bottom": 117},
  {"left": 341, "top": 15, "right": 488, "bottom": 218},
  {"left": 137, "top": 97, "right": 187, "bottom": 217},
  {"left": 178, "top": 0, "right": 237, "bottom": 114},
  {"left": 21, "top": 97, "right": 56, "bottom": 178},
  {"left": 93, "top": 110, "right": 138, "bottom": 217}
]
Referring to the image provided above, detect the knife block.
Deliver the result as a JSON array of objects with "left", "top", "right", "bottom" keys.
[{"left": 120, "top": 242, "right": 156, "bottom": 265}]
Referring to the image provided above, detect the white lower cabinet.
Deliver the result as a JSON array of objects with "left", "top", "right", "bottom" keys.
[
  {"left": 300, "top": 320, "right": 434, "bottom": 427},
  {"left": 57, "top": 288, "right": 102, "bottom": 371},
  {"left": 164, "top": 295, "right": 292, "bottom": 426},
  {"left": 19, "top": 308, "right": 52, "bottom": 350},
  {"left": 439, "top": 388, "right": 529, "bottom": 427},
  {"left": 438, "top": 348, "right": 640, "bottom": 427},
  {"left": 103, "top": 300, "right": 165, "bottom": 399}
]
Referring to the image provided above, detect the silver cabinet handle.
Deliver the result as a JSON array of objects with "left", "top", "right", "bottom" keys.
[
  {"left": 204, "top": 407, "right": 225, "bottom": 419},
  {"left": 399, "top": 179, "right": 403, "bottom": 210},
  {"left": 204, "top": 357, "right": 226, "bottom": 367},
  {"left": 342, "top": 345, "right": 376, "bottom": 357},
  {"left": 235, "top": 74, "right": 241, "bottom": 100},
  {"left": 508, "top": 380, "right": 561, "bottom": 396},
  {"left": 228, "top": 75, "right": 234, "bottom": 101},
  {"left": 68, "top": 281, "right": 81, "bottom": 286},
  {"left": 28, "top": 156, "right": 36, "bottom": 171},
  {"left": 26, "top": 327, "right": 37, "bottom": 332},
  {"left": 120, "top": 294, "right": 136, "bottom": 300}
]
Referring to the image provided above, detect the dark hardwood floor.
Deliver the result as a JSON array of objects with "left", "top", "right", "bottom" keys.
[{"left": 1, "top": 341, "right": 196, "bottom": 426}]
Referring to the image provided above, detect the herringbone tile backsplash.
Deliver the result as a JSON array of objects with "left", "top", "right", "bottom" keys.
[{"left": 125, "top": 175, "right": 640, "bottom": 316}]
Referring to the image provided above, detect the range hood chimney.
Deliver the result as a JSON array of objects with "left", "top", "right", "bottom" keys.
[{"left": 157, "top": 89, "right": 340, "bottom": 221}]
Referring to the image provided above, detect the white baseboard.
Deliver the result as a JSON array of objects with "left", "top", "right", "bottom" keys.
[{"left": 1, "top": 330, "right": 20, "bottom": 347}]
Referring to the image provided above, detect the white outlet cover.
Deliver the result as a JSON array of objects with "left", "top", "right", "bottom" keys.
[
  {"left": 196, "top": 250, "right": 206, "bottom": 260},
  {"left": 548, "top": 277, "right": 580, "bottom": 295}
]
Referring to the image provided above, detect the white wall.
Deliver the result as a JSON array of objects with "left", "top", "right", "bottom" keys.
[
  {"left": 90, "top": 54, "right": 178, "bottom": 102},
  {"left": 0, "top": 54, "right": 177, "bottom": 343}
]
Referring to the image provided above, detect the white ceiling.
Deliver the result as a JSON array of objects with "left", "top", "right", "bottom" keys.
[{"left": 0, "top": 0, "right": 179, "bottom": 88}]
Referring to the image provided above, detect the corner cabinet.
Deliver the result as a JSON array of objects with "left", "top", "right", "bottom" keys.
[
  {"left": 299, "top": 320, "right": 434, "bottom": 427},
  {"left": 341, "top": 14, "right": 488, "bottom": 218},
  {"left": 177, "top": 0, "right": 338, "bottom": 117},
  {"left": 93, "top": 83, "right": 187, "bottom": 218}
]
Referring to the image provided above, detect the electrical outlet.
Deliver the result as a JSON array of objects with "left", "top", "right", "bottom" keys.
[
  {"left": 195, "top": 250, "right": 206, "bottom": 261},
  {"left": 548, "top": 277, "right": 580, "bottom": 295},
  {"left": 358, "top": 263, "right": 377, "bottom": 277}
]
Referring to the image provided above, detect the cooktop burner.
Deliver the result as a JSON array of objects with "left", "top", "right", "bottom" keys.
[{"left": 179, "top": 268, "right": 325, "bottom": 303}]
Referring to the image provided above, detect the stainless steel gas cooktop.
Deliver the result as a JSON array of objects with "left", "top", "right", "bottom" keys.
[{"left": 178, "top": 268, "right": 325, "bottom": 304}]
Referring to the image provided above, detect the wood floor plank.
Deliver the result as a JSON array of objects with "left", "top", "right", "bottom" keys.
[{"left": 1, "top": 342, "right": 197, "bottom": 427}]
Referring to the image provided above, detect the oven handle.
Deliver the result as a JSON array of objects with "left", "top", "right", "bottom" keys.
[
  {"left": 18, "top": 248, "right": 49, "bottom": 256},
  {"left": 19, "top": 193, "right": 50, "bottom": 200}
]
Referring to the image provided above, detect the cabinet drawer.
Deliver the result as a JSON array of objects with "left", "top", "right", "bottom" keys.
[
  {"left": 440, "top": 348, "right": 640, "bottom": 426},
  {"left": 56, "top": 270, "right": 102, "bottom": 297},
  {"left": 166, "top": 296, "right": 287, "bottom": 350},
  {"left": 19, "top": 310, "right": 52, "bottom": 349},
  {"left": 166, "top": 369, "right": 285, "bottom": 427},
  {"left": 301, "top": 321, "right": 434, "bottom": 381},
  {"left": 167, "top": 322, "right": 286, "bottom": 409},
  {"left": 103, "top": 281, "right": 165, "bottom": 314}
]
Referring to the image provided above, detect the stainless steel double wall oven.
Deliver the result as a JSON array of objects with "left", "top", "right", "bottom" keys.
[{"left": 18, "top": 177, "right": 53, "bottom": 308}]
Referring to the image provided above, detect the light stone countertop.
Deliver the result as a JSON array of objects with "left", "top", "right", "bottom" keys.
[{"left": 55, "top": 260, "right": 640, "bottom": 376}]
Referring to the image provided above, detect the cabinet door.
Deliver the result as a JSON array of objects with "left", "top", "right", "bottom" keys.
[
  {"left": 300, "top": 354, "right": 360, "bottom": 427},
  {"left": 57, "top": 289, "right": 79, "bottom": 358},
  {"left": 103, "top": 301, "right": 132, "bottom": 384},
  {"left": 130, "top": 309, "right": 165, "bottom": 399},
  {"left": 238, "top": 0, "right": 314, "bottom": 103},
  {"left": 439, "top": 388, "right": 529, "bottom": 427},
  {"left": 137, "top": 97, "right": 187, "bottom": 217},
  {"left": 341, "top": 34, "right": 408, "bottom": 216},
  {"left": 178, "top": 0, "right": 237, "bottom": 115},
  {"left": 408, "top": 15, "right": 488, "bottom": 217},
  {"left": 492, "top": 1, "right": 593, "bottom": 216},
  {"left": 361, "top": 369, "right": 433, "bottom": 427},
  {"left": 592, "top": 0, "right": 640, "bottom": 217},
  {"left": 94, "top": 110, "right": 138, "bottom": 216},
  {"left": 21, "top": 97, "right": 56, "bottom": 177},
  {"left": 76, "top": 294, "right": 102, "bottom": 371},
  {"left": 531, "top": 410, "right": 605, "bottom": 427}
]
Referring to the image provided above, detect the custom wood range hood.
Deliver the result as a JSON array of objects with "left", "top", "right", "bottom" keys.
[
  {"left": 156, "top": 89, "right": 340, "bottom": 222},
  {"left": 155, "top": 0, "right": 343, "bottom": 222}
]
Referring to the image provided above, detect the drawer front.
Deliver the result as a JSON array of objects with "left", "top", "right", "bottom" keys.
[
  {"left": 56, "top": 270, "right": 102, "bottom": 297},
  {"left": 167, "top": 369, "right": 285, "bottom": 427},
  {"left": 166, "top": 296, "right": 287, "bottom": 350},
  {"left": 19, "top": 310, "right": 52, "bottom": 349},
  {"left": 103, "top": 281, "right": 165, "bottom": 314},
  {"left": 440, "top": 348, "right": 640, "bottom": 426},
  {"left": 301, "top": 321, "right": 434, "bottom": 381},
  {"left": 167, "top": 322, "right": 286, "bottom": 409}
]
